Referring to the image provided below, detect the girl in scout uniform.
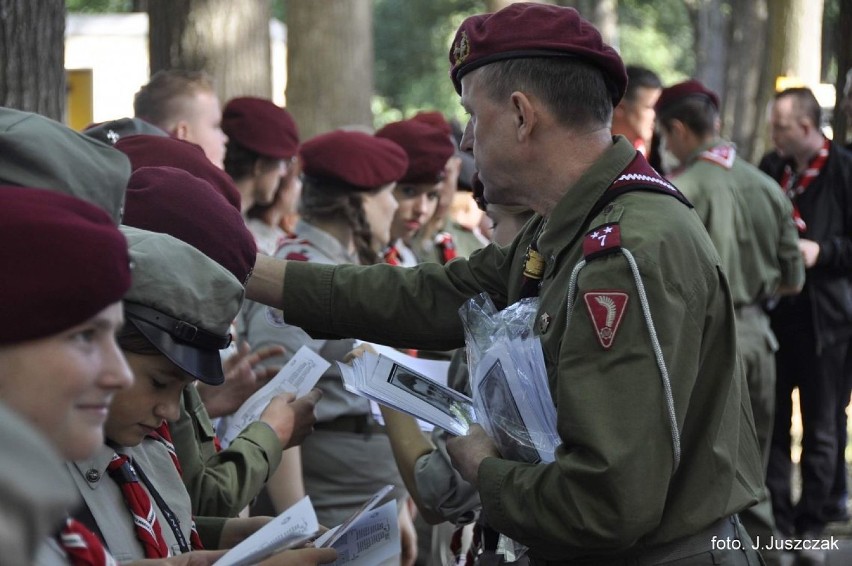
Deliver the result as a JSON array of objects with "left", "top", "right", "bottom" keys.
[
  {"left": 240, "top": 129, "right": 421, "bottom": 562},
  {"left": 52, "top": 227, "right": 334, "bottom": 566}
]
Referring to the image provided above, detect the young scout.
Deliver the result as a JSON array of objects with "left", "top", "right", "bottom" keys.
[
  {"left": 57, "top": 226, "right": 334, "bottom": 566},
  {"left": 242, "top": 3, "right": 765, "bottom": 564},
  {"left": 655, "top": 79, "right": 805, "bottom": 552}
]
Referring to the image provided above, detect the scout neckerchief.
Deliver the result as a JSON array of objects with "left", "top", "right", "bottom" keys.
[
  {"left": 565, "top": 151, "right": 691, "bottom": 473},
  {"left": 60, "top": 518, "right": 119, "bottom": 566},
  {"left": 106, "top": 453, "right": 171, "bottom": 558},
  {"left": 779, "top": 136, "right": 830, "bottom": 233},
  {"left": 434, "top": 231, "right": 458, "bottom": 264},
  {"left": 667, "top": 142, "right": 736, "bottom": 180},
  {"left": 383, "top": 244, "right": 401, "bottom": 266},
  {"left": 149, "top": 423, "right": 204, "bottom": 551}
]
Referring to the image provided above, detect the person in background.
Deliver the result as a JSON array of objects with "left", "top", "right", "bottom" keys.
[
  {"left": 242, "top": 4, "right": 764, "bottom": 563},
  {"left": 134, "top": 69, "right": 229, "bottom": 169},
  {"left": 375, "top": 116, "right": 457, "bottom": 267},
  {"left": 221, "top": 96, "right": 301, "bottom": 215},
  {"left": 241, "top": 130, "right": 418, "bottom": 564},
  {"left": 656, "top": 79, "right": 805, "bottom": 565},
  {"left": 244, "top": 157, "right": 304, "bottom": 255},
  {"left": 759, "top": 87, "right": 852, "bottom": 559},
  {"left": 611, "top": 65, "right": 662, "bottom": 158}
]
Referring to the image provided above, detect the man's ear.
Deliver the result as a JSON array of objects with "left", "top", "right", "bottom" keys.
[
  {"left": 172, "top": 120, "right": 190, "bottom": 141},
  {"left": 511, "top": 91, "right": 537, "bottom": 142}
]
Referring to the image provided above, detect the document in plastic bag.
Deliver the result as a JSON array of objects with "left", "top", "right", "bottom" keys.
[
  {"left": 338, "top": 352, "right": 475, "bottom": 436},
  {"left": 219, "top": 345, "right": 330, "bottom": 448},
  {"left": 214, "top": 496, "right": 319, "bottom": 566}
]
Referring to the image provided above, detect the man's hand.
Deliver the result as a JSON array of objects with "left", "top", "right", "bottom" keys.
[
  {"left": 198, "top": 341, "right": 286, "bottom": 418},
  {"left": 260, "top": 388, "right": 323, "bottom": 449},
  {"left": 446, "top": 424, "right": 499, "bottom": 489},
  {"left": 342, "top": 343, "right": 377, "bottom": 363},
  {"left": 799, "top": 238, "right": 820, "bottom": 268}
]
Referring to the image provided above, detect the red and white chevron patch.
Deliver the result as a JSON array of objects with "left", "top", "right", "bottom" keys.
[{"left": 583, "top": 291, "right": 629, "bottom": 349}]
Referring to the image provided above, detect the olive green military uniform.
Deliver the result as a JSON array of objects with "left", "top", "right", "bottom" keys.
[
  {"left": 169, "top": 385, "right": 283, "bottom": 517},
  {"left": 671, "top": 141, "right": 803, "bottom": 462},
  {"left": 670, "top": 140, "right": 804, "bottom": 546},
  {"left": 275, "top": 137, "right": 765, "bottom": 563}
]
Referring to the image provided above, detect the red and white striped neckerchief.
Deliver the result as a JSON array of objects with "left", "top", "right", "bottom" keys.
[
  {"left": 60, "top": 518, "right": 119, "bottom": 566},
  {"left": 383, "top": 245, "right": 401, "bottom": 266},
  {"left": 780, "top": 137, "right": 831, "bottom": 233},
  {"left": 434, "top": 232, "right": 458, "bottom": 265}
]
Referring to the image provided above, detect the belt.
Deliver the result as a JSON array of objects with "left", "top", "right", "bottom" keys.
[
  {"left": 313, "top": 414, "right": 385, "bottom": 435},
  {"left": 530, "top": 515, "right": 743, "bottom": 566}
]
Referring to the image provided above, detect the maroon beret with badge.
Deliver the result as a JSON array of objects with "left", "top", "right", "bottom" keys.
[
  {"left": 375, "top": 118, "right": 456, "bottom": 185},
  {"left": 114, "top": 135, "right": 242, "bottom": 210},
  {"left": 123, "top": 166, "right": 257, "bottom": 285},
  {"left": 448, "top": 2, "right": 627, "bottom": 105},
  {"left": 0, "top": 186, "right": 131, "bottom": 344},
  {"left": 299, "top": 130, "right": 409, "bottom": 190},
  {"left": 222, "top": 97, "right": 300, "bottom": 160},
  {"left": 655, "top": 79, "right": 720, "bottom": 114}
]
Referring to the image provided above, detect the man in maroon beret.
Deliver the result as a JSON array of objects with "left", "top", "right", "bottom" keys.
[
  {"left": 222, "top": 97, "right": 301, "bottom": 213},
  {"left": 244, "top": 4, "right": 764, "bottom": 563}
]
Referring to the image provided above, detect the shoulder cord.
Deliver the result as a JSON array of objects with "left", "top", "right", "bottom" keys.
[
  {"left": 565, "top": 249, "right": 681, "bottom": 473},
  {"left": 133, "top": 461, "right": 191, "bottom": 554}
]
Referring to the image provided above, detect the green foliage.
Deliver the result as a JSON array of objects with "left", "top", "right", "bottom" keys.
[
  {"left": 617, "top": 0, "right": 694, "bottom": 84},
  {"left": 373, "top": 0, "right": 484, "bottom": 124},
  {"left": 65, "top": 0, "right": 133, "bottom": 12}
]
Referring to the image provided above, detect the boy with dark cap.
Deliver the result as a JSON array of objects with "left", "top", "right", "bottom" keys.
[
  {"left": 244, "top": 3, "right": 765, "bottom": 564},
  {"left": 656, "top": 79, "right": 805, "bottom": 561}
]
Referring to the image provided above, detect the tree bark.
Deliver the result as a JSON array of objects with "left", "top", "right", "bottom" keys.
[
  {"left": 722, "top": 0, "right": 770, "bottom": 162},
  {"left": 285, "top": 0, "right": 373, "bottom": 138},
  {"left": 687, "top": 0, "right": 730, "bottom": 99},
  {"left": 776, "top": 0, "right": 823, "bottom": 87},
  {"left": 831, "top": 0, "right": 852, "bottom": 144},
  {"left": 0, "top": 0, "right": 65, "bottom": 121},
  {"left": 148, "top": 0, "right": 272, "bottom": 102}
]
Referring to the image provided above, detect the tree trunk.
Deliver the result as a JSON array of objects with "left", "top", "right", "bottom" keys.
[
  {"left": 722, "top": 0, "right": 770, "bottom": 162},
  {"left": 687, "top": 0, "right": 730, "bottom": 98},
  {"left": 148, "top": 0, "right": 272, "bottom": 102},
  {"left": 285, "top": 0, "right": 373, "bottom": 138},
  {"left": 0, "top": 0, "right": 65, "bottom": 121},
  {"left": 777, "top": 0, "right": 823, "bottom": 87},
  {"left": 831, "top": 0, "right": 852, "bottom": 144}
]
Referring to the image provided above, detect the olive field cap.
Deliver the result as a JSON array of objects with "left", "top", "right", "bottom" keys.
[
  {"left": 0, "top": 186, "right": 131, "bottom": 344},
  {"left": 299, "top": 130, "right": 409, "bottom": 190},
  {"left": 222, "top": 97, "right": 300, "bottom": 159},
  {"left": 121, "top": 226, "right": 244, "bottom": 385},
  {"left": 448, "top": 2, "right": 627, "bottom": 105},
  {"left": 0, "top": 107, "right": 131, "bottom": 222},
  {"left": 83, "top": 117, "right": 169, "bottom": 146}
]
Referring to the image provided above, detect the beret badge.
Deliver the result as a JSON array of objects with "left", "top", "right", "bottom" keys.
[{"left": 452, "top": 31, "right": 470, "bottom": 67}]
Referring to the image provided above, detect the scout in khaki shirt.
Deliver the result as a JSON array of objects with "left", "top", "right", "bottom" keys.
[{"left": 243, "top": 4, "right": 766, "bottom": 565}]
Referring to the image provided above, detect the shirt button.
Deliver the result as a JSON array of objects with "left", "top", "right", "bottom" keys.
[{"left": 85, "top": 469, "right": 100, "bottom": 483}]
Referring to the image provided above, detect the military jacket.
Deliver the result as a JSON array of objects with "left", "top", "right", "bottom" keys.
[
  {"left": 277, "top": 137, "right": 764, "bottom": 561},
  {"left": 671, "top": 140, "right": 804, "bottom": 307}
]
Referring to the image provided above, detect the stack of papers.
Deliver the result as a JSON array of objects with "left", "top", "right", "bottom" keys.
[{"left": 338, "top": 352, "right": 475, "bottom": 436}]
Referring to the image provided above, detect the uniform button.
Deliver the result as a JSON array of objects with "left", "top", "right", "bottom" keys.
[
  {"left": 603, "top": 204, "right": 614, "bottom": 214},
  {"left": 85, "top": 469, "right": 101, "bottom": 483}
]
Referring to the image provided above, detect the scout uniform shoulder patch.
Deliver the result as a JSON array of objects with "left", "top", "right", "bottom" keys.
[
  {"left": 583, "top": 291, "right": 628, "bottom": 349},
  {"left": 582, "top": 222, "right": 621, "bottom": 260}
]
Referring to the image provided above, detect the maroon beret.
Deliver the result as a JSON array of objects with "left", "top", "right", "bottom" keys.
[
  {"left": 0, "top": 186, "right": 131, "bottom": 344},
  {"left": 299, "top": 130, "right": 409, "bottom": 190},
  {"left": 449, "top": 3, "right": 627, "bottom": 105},
  {"left": 123, "top": 166, "right": 257, "bottom": 285},
  {"left": 375, "top": 119, "right": 457, "bottom": 185},
  {"left": 411, "top": 111, "right": 452, "bottom": 136},
  {"left": 655, "top": 79, "right": 720, "bottom": 114},
  {"left": 222, "top": 97, "right": 300, "bottom": 159},
  {"left": 114, "top": 135, "right": 242, "bottom": 210}
]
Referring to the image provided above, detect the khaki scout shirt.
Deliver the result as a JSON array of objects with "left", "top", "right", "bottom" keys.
[
  {"left": 277, "top": 137, "right": 765, "bottom": 560},
  {"left": 671, "top": 140, "right": 804, "bottom": 307},
  {"left": 66, "top": 440, "right": 197, "bottom": 561}
]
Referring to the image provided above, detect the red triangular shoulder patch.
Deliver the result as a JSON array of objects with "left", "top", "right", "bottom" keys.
[{"left": 583, "top": 291, "right": 629, "bottom": 349}]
